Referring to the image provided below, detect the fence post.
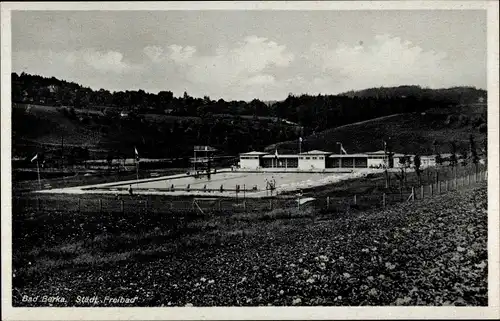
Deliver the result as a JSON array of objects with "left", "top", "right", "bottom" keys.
[
  {"left": 121, "top": 199, "right": 124, "bottom": 213},
  {"left": 99, "top": 199, "right": 102, "bottom": 213},
  {"left": 468, "top": 174, "right": 470, "bottom": 186},
  {"left": 145, "top": 197, "right": 148, "bottom": 213},
  {"left": 382, "top": 193, "right": 386, "bottom": 208},
  {"left": 218, "top": 199, "right": 222, "bottom": 211},
  {"left": 420, "top": 185, "right": 424, "bottom": 200},
  {"left": 78, "top": 198, "right": 81, "bottom": 213},
  {"left": 37, "top": 197, "right": 40, "bottom": 211},
  {"left": 243, "top": 200, "right": 246, "bottom": 212},
  {"left": 430, "top": 184, "right": 433, "bottom": 196},
  {"left": 269, "top": 199, "right": 273, "bottom": 211},
  {"left": 170, "top": 201, "right": 173, "bottom": 210},
  {"left": 327, "top": 196, "right": 330, "bottom": 209},
  {"left": 354, "top": 194, "right": 357, "bottom": 205},
  {"left": 411, "top": 187, "right": 415, "bottom": 201}
]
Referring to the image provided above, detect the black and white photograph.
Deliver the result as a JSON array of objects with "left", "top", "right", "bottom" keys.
[{"left": 1, "top": 1, "right": 499, "bottom": 320}]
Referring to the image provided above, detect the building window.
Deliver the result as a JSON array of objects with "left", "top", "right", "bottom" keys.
[
  {"left": 312, "top": 157, "right": 317, "bottom": 160},
  {"left": 306, "top": 157, "right": 310, "bottom": 160}
]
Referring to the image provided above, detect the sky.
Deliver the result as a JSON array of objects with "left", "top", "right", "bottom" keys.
[{"left": 12, "top": 10, "right": 487, "bottom": 101}]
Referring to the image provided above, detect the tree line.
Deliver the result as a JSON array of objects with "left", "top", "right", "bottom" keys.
[
  {"left": 12, "top": 72, "right": 486, "bottom": 133},
  {"left": 12, "top": 72, "right": 488, "bottom": 168}
]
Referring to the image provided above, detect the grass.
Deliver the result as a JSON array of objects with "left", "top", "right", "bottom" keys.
[
  {"left": 12, "top": 180, "right": 488, "bottom": 306},
  {"left": 12, "top": 168, "right": 187, "bottom": 193}
]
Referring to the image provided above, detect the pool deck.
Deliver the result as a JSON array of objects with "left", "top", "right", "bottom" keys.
[{"left": 35, "top": 167, "right": 386, "bottom": 198}]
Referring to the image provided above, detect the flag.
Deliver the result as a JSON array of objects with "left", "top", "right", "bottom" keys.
[
  {"left": 134, "top": 147, "right": 140, "bottom": 162},
  {"left": 31, "top": 154, "right": 38, "bottom": 163},
  {"left": 341, "top": 145, "right": 348, "bottom": 155}
]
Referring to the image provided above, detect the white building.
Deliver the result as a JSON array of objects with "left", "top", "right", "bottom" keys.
[
  {"left": 393, "top": 153, "right": 412, "bottom": 168},
  {"left": 261, "top": 154, "right": 299, "bottom": 168},
  {"left": 238, "top": 148, "right": 438, "bottom": 171},
  {"left": 394, "top": 154, "right": 436, "bottom": 169},
  {"left": 420, "top": 155, "right": 436, "bottom": 168},
  {"left": 298, "top": 150, "right": 331, "bottom": 170},
  {"left": 238, "top": 151, "right": 267, "bottom": 169},
  {"left": 366, "top": 150, "right": 390, "bottom": 168},
  {"left": 328, "top": 154, "right": 369, "bottom": 168}
]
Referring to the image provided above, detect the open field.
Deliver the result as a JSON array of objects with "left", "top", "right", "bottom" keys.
[
  {"left": 12, "top": 168, "right": 188, "bottom": 194},
  {"left": 12, "top": 182, "right": 488, "bottom": 306}
]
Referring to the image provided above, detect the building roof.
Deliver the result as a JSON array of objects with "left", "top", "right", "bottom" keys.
[
  {"left": 329, "top": 154, "right": 369, "bottom": 158},
  {"left": 194, "top": 145, "right": 217, "bottom": 152},
  {"left": 262, "top": 154, "right": 299, "bottom": 158},
  {"left": 239, "top": 151, "right": 269, "bottom": 156},
  {"left": 300, "top": 150, "right": 332, "bottom": 155},
  {"left": 366, "top": 150, "right": 389, "bottom": 155}
]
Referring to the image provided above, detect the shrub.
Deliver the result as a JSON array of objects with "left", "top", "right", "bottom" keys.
[
  {"left": 472, "top": 116, "right": 486, "bottom": 127},
  {"left": 457, "top": 114, "right": 469, "bottom": 127},
  {"left": 68, "top": 107, "right": 77, "bottom": 119}
]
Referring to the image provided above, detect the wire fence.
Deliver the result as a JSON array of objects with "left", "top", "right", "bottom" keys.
[{"left": 13, "top": 170, "right": 487, "bottom": 217}]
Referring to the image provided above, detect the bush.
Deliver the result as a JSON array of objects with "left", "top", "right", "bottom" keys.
[
  {"left": 68, "top": 107, "right": 76, "bottom": 119},
  {"left": 472, "top": 116, "right": 486, "bottom": 127},
  {"left": 457, "top": 114, "right": 469, "bottom": 127},
  {"left": 444, "top": 115, "right": 455, "bottom": 125},
  {"left": 80, "top": 116, "right": 90, "bottom": 124}
]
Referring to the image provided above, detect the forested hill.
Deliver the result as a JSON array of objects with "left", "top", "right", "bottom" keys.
[
  {"left": 12, "top": 73, "right": 486, "bottom": 131},
  {"left": 341, "top": 85, "right": 486, "bottom": 105},
  {"left": 12, "top": 72, "right": 487, "bottom": 159}
]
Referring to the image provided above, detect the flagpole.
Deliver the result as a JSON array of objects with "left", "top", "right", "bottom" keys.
[
  {"left": 36, "top": 159, "right": 41, "bottom": 190},
  {"left": 136, "top": 159, "right": 139, "bottom": 187}
]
